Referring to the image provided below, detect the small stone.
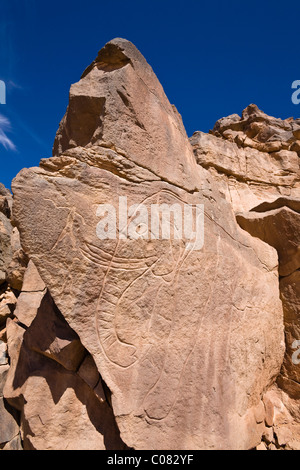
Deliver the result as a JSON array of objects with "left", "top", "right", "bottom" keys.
[
  {"left": 0, "top": 365, "right": 9, "bottom": 398},
  {"left": 0, "top": 303, "right": 11, "bottom": 326},
  {"left": 14, "top": 261, "right": 46, "bottom": 328},
  {"left": 78, "top": 355, "right": 100, "bottom": 390},
  {"left": 256, "top": 442, "right": 267, "bottom": 450},
  {"left": 263, "top": 395, "right": 274, "bottom": 427},
  {"left": 6, "top": 248, "right": 29, "bottom": 291},
  {"left": 254, "top": 401, "right": 265, "bottom": 424},
  {"left": 269, "top": 443, "right": 278, "bottom": 451},
  {"left": 78, "top": 355, "right": 106, "bottom": 403},
  {"left": 94, "top": 380, "right": 106, "bottom": 403},
  {"left": 2, "top": 434, "right": 22, "bottom": 450},
  {"left": 2, "top": 289, "right": 17, "bottom": 306},
  {"left": 0, "top": 289, "right": 17, "bottom": 326},
  {"left": 0, "top": 328, "right": 7, "bottom": 342},
  {"left": 0, "top": 340, "right": 7, "bottom": 366},
  {"left": 0, "top": 196, "right": 11, "bottom": 218},
  {"left": 0, "top": 397, "right": 19, "bottom": 444},
  {"left": 262, "top": 426, "right": 274, "bottom": 445}
]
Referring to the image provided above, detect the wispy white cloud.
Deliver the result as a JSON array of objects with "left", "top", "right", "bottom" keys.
[
  {"left": 7, "top": 80, "right": 24, "bottom": 91},
  {"left": 0, "top": 114, "right": 16, "bottom": 151}
]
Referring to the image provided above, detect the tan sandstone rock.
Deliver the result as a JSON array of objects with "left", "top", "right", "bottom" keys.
[
  {"left": 190, "top": 105, "right": 300, "bottom": 215},
  {"left": 78, "top": 355, "right": 106, "bottom": 402},
  {"left": 0, "top": 397, "right": 19, "bottom": 446},
  {"left": 11, "top": 39, "right": 285, "bottom": 450},
  {"left": 4, "top": 299, "right": 125, "bottom": 450},
  {"left": 256, "top": 442, "right": 267, "bottom": 451},
  {"left": 2, "top": 434, "right": 22, "bottom": 451},
  {"left": 236, "top": 200, "right": 300, "bottom": 406},
  {"left": 0, "top": 212, "right": 12, "bottom": 285},
  {"left": 13, "top": 260, "right": 47, "bottom": 328}
]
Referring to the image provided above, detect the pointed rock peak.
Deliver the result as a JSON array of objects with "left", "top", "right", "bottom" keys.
[
  {"left": 241, "top": 103, "right": 265, "bottom": 120},
  {"left": 53, "top": 38, "right": 201, "bottom": 192},
  {"left": 96, "top": 41, "right": 131, "bottom": 68},
  {"left": 0, "top": 184, "right": 11, "bottom": 197},
  {"left": 97, "top": 38, "right": 147, "bottom": 65},
  {"left": 81, "top": 38, "right": 146, "bottom": 78}
]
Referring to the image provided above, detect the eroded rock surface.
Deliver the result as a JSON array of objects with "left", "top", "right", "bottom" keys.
[
  {"left": 190, "top": 105, "right": 300, "bottom": 213},
  {"left": 201, "top": 109, "right": 300, "bottom": 450},
  {"left": 10, "top": 39, "right": 285, "bottom": 450},
  {"left": 0, "top": 185, "right": 124, "bottom": 450},
  {"left": 1, "top": 38, "right": 299, "bottom": 451}
]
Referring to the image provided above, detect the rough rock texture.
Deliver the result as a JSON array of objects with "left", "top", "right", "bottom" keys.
[
  {"left": 10, "top": 39, "right": 285, "bottom": 450},
  {"left": 4, "top": 316, "right": 125, "bottom": 450},
  {"left": 2, "top": 263, "right": 126, "bottom": 450},
  {"left": 190, "top": 105, "right": 300, "bottom": 450},
  {"left": 0, "top": 187, "right": 125, "bottom": 450},
  {"left": 0, "top": 187, "right": 24, "bottom": 449},
  {"left": 0, "top": 39, "right": 299, "bottom": 450},
  {"left": 0, "top": 213, "right": 12, "bottom": 286},
  {"left": 190, "top": 105, "right": 300, "bottom": 213}
]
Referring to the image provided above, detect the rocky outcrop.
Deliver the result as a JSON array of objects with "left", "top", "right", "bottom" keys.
[
  {"left": 0, "top": 39, "right": 299, "bottom": 450},
  {"left": 0, "top": 186, "right": 24, "bottom": 450},
  {"left": 0, "top": 187, "right": 125, "bottom": 450},
  {"left": 190, "top": 105, "right": 300, "bottom": 213},
  {"left": 190, "top": 106, "right": 300, "bottom": 450},
  {"left": 4, "top": 294, "right": 125, "bottom": 450}
]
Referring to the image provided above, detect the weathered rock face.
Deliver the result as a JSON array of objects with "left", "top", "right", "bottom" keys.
[
  {"left": 0, "top": 186, "right": 24, "bottom": 449},
  {"left": 1, "top": 38, "right": 299, "bottom": 450},
  {"left": 191, "top": 107, "right": 300, "bottom": 450},
  {"left": 9, "top": 39, "right": 286, "bottom": 450},
  {"left": 52, "top": 38, "right": 199, "bottom": 193},
  {"left": 236, "top": 201, "right": 300, "bottom": 412},
  {"left": 4, "top": 302, "right": 125, "bottom": 450},
  {"left": 0, "top": 188, "right": 125, "bottom": 450},
  {"left": 0, "top": 213, "right": 12, "bottom": 286},
  {"left": 190, "top": 105, "right": 300, "bottom": 213}
]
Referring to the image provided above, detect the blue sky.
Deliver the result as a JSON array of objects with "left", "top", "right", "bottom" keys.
[{"left": 1, "top": 0, "right": 300, "bottom": 189}]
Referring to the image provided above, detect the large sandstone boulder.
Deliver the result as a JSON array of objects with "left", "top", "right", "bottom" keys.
[
  {"left": 236, "top": 199, "right": 300, "bottom": 408},
  {"left": 0, "top": 182, "right": 126, "bottom": 450},
  {"left": 4, "top": 284, "right": 125, "bottom": 450},
  {"left": 11, "top": 39, "right": 285, "bottom": 450},
  {"left": 202, "top": 109, "right": 300, "bottom": 449}
]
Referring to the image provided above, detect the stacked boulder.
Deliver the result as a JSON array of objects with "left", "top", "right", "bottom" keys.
[{"left": 0, "top": 183, "right": 26, "bottom": 450}]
